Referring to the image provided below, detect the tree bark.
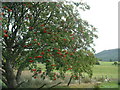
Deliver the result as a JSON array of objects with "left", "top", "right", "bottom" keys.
[
  {"left": 4, "top": 60, "right": 17, "bottom": 88},
  {"left": 79, "top": 76, "right": 81, "bottom": 84},
  {"left": 79, "top": 73, "right": 81, "bottom": 84},
  {"left": 16, "top": 66, "right": 22, "bottom": 84}
]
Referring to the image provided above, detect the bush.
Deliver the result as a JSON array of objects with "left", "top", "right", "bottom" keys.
[
  {"left": 113, "top": 62, "right": 118, "bottom": 65},
  {"left": 95, "top": 61, "right": 100, "bottom": 65}
]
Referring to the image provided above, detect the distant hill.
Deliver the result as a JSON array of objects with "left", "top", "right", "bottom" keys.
[{"left": 95, "top": 48, "right": 120, "bottom": 61}]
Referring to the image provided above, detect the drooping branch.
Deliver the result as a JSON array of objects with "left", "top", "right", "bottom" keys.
[
  {"left": 49, "top": 82, "right": 62, "bottom": 88},
  {"left": 37, "top": 84, "right": 46, "bottom": 89},
  {"left": 67, "top": 75, "right": 73, "bottom": 86},
  {"left": 15, "top": 80, "right": 26, "bottom": 88}
]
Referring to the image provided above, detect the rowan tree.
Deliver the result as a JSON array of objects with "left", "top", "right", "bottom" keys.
[{"left": 1, "top": 1, "right": 98, "bottom": 88}]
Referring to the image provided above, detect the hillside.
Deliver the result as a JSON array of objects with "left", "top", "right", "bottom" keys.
[{"left": 95, "top": 48, "right": 120, "bottom": 61}]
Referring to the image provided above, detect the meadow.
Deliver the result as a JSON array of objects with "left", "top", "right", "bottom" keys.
[
  {"left": 2, "top": 61, "right": 118, "bottom": 88},
  {"left": 92, "top": 61, "right": 118, "bottom": 79}
]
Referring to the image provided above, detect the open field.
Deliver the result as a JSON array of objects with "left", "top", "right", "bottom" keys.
[
  {"left": 2, "top": 61, "right": 118, "bottom": 88},
  {"left": 92, "top": 61, "right": 118, "bottom": 79}
]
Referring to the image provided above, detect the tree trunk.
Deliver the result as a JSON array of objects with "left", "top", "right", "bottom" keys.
[
  {"left": 79, "top": 73, "right": 81, "bottom": 84},
  {"left": 79, "top": 76, "right": 81, "bottom": 84},
  {"left": 5, "top": 60, "right": 17, "bottom": 88},
  {"left": 16, "top": 67, "right": 22, "bottom": 84}
]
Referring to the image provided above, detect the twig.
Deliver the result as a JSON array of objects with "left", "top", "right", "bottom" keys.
[
  {"left": 49, "top": 82, "right": 62, "bottom": 88},
  {"left": 37, "top": 84, "right": 46, "bottom": 89},
  {"left": 67, "top": 75, "right": 73, "bottom": 86},
  {"left": 15, "top": 81, "right": 26, "bottom": 88}
]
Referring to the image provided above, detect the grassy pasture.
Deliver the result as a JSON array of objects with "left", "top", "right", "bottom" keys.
[
  {"left": 2, "top": 61, "right": 119, "bottom": 88},
  {"left": 92, "top": 61, "right": 118, "bottom": 79}
]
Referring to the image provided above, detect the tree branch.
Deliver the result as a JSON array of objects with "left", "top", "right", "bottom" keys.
[
  {"left": 44, "top": 11, "right": 53, "bottom": 25},
  {"left": 15, "top": 80, "right": 26, "bottom": 88},
  {"left": 37, "top": 84, "right": 46, "bottom": 89},
  {"left": 49, "top": 82, "right": 62, "bottom": 88},
  {"left": 67, "top": 75, "right": 73, "bottom": 86}
]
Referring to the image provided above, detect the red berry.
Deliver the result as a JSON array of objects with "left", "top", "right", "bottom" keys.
[
  {"left": 67, "top": 68, "right": 72, "bottom": 70},
  {"left": 53, "top": 78, "right": 56, "bottom": 80},
  {"left": 63, "top": 55, "right": 66, "bottom": 57},
  {"left": 23, "top": 4, "right": 26, "bottom": 6},
  {"left": 25, "top": 17, "right": 29, "bottom": 19},
  {"left": 29, "top": 27, "right": 34, "bottom": 30},
  {"left": 28, "top": 43, "right": 32, "bottom": 46},
  {"left": 3, "top": 6, "right": 7, "bottom": 9},
  {"left": 29, "top": 17, "right": 32, "bottom": 19},
  {"left": 37, "top": 42, "right": 40, "bottom": 45},
  {"left": 56, "top": 5, "right": 60, "bottom": 7},
  {"left": 4, "top": 34, "right": 8, "bottom": 37},
  {"left": 63, "top": 50, "right": 67, "bottom": 52},
  {"left": 32, "top": 69, "right": 36, "bottom": 71},
  {"left": 51, "top": 64, "right": 56, "bottom": 66},
  {"left": 34, "top": 39, "right": 37, "bottom": 41},
  {"left": 42, "top": 51, "right": 46, "bottom": 54},
  {"left": 34, "top": 56, "right": 42, "bottom": 58},
  {"left": 63, "top": 39, "right": 67, "bottom": 41},
  {"left": 74, "top": 49, "right": 76, "bottom": 51},
  {"left": 23, "top": 45, "right": 28, "bottom": 47},
  {"left": 47, "top": 49, "right": 50, "bottom": 52},
  {"left": 57, "top": 52, "right": 61, "bottom": 54},
  {"left": 29, "top": 57, "right": 32, "bottom": 59},
  {"left": 70, "top": 53, "right": 73, "bottom": 56},
  {"left": 39, "top": 71, "right": 42, "bottom": 73},
  {"left": 34, "top": 32, "right": 37, "bottom": 34},
  {"left": 60, "top": 53, "right": 63, "bottom": 56},
  {"left": 3, "top": 30, "right": 7, "bottom": 33},
  {"left": 34, "top": 76, "right": 37, "bottom": 79},
  {"left": 54, "top": 48, "right": 57, "bottom": 50},
  {"left": 48, "top": 32, "right": 51, "bottom": 34},
  {"left": 70, "top": 34, "right": 74, "bottom": 36},
  {"left": 40, "top": 24, "right": 44, "bottom": 27},
  {"left": 44, "top": 28, "right": 47, "bottom": 30},
  {"left": 1, "top": 13, "right": 4, "bottom": 15},
  {"left": 65, "top": 52, "right": 68, "bottom": 54},
  {"left": 43, "top": 30, "right": 47, "bottom": 33},
  {"left": 72, "top": 37, "right": 74, "bottom": 40},
  {"left": 29, "top": 60, "right": 34, "bottom": 62},
  {"left": 46, "top": 60, "right": 50, "bottom": 62},
  {"left": 0, "top": 17, "right": 2, "bottom": 20},
  {"left": 58, "top": 49, "right": 61, "bottom": 51},
  {"left": 8, "top": 9, "right": 12, "bottom": 12}
]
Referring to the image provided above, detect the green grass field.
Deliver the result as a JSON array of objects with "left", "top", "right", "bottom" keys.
[
  {"left": 2, "top": 61, "right": 118, "bottom": 88},
  {"left": 92, "top": 61, "right": 118, "bottom": 79}
]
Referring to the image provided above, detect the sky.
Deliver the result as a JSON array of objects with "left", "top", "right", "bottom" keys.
[{"left": 73, "top": 0, "right": 119, "bottom": 53}]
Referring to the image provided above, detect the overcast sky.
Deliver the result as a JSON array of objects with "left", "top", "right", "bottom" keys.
[{"left": 72, "top": 0, "right": 119, "bottom": 53}]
